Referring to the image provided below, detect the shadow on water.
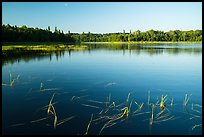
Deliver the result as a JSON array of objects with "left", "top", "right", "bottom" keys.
[{"left": 2, "top": 44, "right": 202, "bottom": 66}]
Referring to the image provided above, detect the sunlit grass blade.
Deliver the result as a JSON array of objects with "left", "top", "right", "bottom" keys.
[
  {"left": 40, "top": 88, "right": 61, "bottom": 92},
  {"left": 191, "top": 108, "right": 202, "bottom": 114},
  {"left": 39, "top": 101, "right": 58, "bottom": 112},
  {"left": 184, "top": 112, "right": 202, "bottom": 120},
  {"left": 10, "top": 79, "right": 15, "bottom": 87},
  {"left": 192, "top": 124, "right": 202, "bottom": 130},
  {"left": 120, "top": 106, "right": 129, "bottom": 118},
  {"left": 81, "top": 104, "right": 101, "bottom": 109},
  {"left": 9, "top": 123, "right": 26, "bottom": 127},
  {"left": 99, "top": 109, "right": 128, "bottom": 135},
  {"left": 46, "top": 79, "right": 53, "bottom": 82},
  {"left": 47, "top": 93, "right": 55, "bottom": 114},
  {"left": 30, "top": 116, "right": 50, "bottom": 123},
  {"left": 104, "top": 102, "right": 116, "bottom": 114},
  {"left": 104, "top": 122, "right": 117, "bottom": 129},
  {"left": 94, "top": 116, "right": 110, "bottom": 125},
  {"left": 155, "top": 96, "right": 160, "bottom": 105},
  {"left": 105, "top": 82, "right": 117, "bottom": 87},
  {"left": 16, "top": 74, "right": 20, "bottom": 80},
  {"left": 194, "top": 104, "right": 202, "bottom": 108},
  {"left": 156, "top": 109, "right": 165, "bottom": 118},
  {"left": 132, "top": 111, "right": 150, "bottom": 117},
  {"left": 149, "top": 104, "right": 154, "bottom": 125},
  {"left": 9, "top": 70, "right": 12, "bottom": 84},
  {"left": 99, "top": 122, "right": 109, "bottom": 135},
  {"left": 126, "top": 92, "right": 131, "bottom": 104},
  {"left": 87, "top": 100, "right": 105, "bottom": 104},
  {"left": 40, "top": 82, "right": 44, "bottom": 91},
  {"left": 70, "top": 96, "right": 76, "bottom": 101},
  {"left": 147, "top": 90, "right": 150, "bottom": 105},
  {"left": 128, "top": 100, "right": 133, "bottom": 114},
  {"left": 115, "top": 102, "right": 126, "bottom": 108},
  {"left": 133, "top": 101, "right": 144, "bottom": 113},
  {"left": 106, "top": 96, "right": 109, "bottom": 107},
  {"left": 189, "top": 115, "right": 201, "bottom": 120},
  {"left": 2, "top": 83, "right": 9, "bottom": 86},
  {"left": 192, "top": 103, "right": 202, "bottom": 110},
  {"left": 71, "top": 95, "right": 89, "bottom": 101},
  {"left": 139, "top": 103, "right": 144, "bottom": 110},
  {"left": 156, "top": 113, "right": 170, "bottom": 120},
  {"left": 92, "top": 116, "right": 107, "bottom": 122},
  {"left": 159, "top": 95, "right": 168, "bottom": 110},
  {"left": 51, "top": 104, "right": 57, "bottom": 129},
  {"left": 134, "top": 101, "right": 140, "bottom": 107},
  {"left": 108, "top": 93, "right": 111, "bottom": 103},
  {"left": 84, "top": 114, "right": 93, "bottom": 135},
  {"left": 183, "top": 94, "right": 192, "bottom": 107},
  {"left": 99, "top": 118, "right": 118, "bottom": 135},
  {"left": 170, "top": 98, "right": 174, "bottom": 106},
  {"left": 154, "top": 115, "right": 175, "bottom": 123},
  {"left": 57, "top": 115, "right": 76, "bottom": 126}
]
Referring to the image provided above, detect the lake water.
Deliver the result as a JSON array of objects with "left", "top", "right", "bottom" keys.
[{"left": 2, "top": 43, "right": 202, "bottom": 135}]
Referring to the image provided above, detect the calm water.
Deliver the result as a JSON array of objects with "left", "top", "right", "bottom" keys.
[{"left": 2, "top": 43, "right": 202, "bottom": 135}]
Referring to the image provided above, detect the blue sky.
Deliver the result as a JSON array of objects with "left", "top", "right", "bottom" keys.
[{"left": 2, "top": 2, "right": 202, "bottom": 34}]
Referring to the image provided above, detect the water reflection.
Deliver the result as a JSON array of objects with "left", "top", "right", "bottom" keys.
[{"left": 2, "top": 44, "right": 202, "bottom": 66}]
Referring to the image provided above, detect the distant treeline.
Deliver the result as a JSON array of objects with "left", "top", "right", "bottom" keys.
[{"left": 2, "top": 24, "right": 202, "bottom": 43}]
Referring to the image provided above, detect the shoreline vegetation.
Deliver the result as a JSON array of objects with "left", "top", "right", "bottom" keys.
[
  {"left": 2, "top": 24, "right": 202, "bottom": 45},
  {"left": 2, "top": 41, "right": 202, "bottom": 47},
  {"left": 82, "top": 41, "right": 202, "bottom": 44},
  {"left": 2, "top": 41, "right": 202, "bottom": 52},
  {"left": 2, "top": 45, "right": 88, "bottom": 51},
  {"left": 2, "top": 24, "right": 202, "bottom": 53},
  {"left": 2, "top": 41, "right": 202, "bottom": 51}
]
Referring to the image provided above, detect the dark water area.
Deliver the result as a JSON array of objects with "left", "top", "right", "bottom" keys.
[{"left": 2, "top": 43, "right": 202, "bottom": 135}]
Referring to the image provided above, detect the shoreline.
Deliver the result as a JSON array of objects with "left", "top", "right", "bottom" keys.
[
  {"left": 2, "top": 45, "right": 88, "bottom": 51},
  {"left": 1, "top": 41, "right": 202, "bottom": 50},
  {"left": 2, "top": 41, "right": 202, "bottom": 46},
  {"left": 82, "top": 41, "right": 202, "bottom": 44}
]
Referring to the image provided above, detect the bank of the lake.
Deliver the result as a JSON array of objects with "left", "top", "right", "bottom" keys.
[
  {"left": 2, "top": 41, "right": 202, "bottom": 47},
  {"left": 82, "top": 41, "right": 202, "bottom": 44},
  {"left": 2, "top": 42, "right": 80, "bottom": 46},
  {"left": 2, "top": 45, "right": 88, "bottom": 51}
]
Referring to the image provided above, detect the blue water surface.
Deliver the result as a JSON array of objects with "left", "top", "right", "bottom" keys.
[{"left": 2, "top": 43, "right": 202, "bottom": 135}]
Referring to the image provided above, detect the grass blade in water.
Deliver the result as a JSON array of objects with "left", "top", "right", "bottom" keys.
[
  {"left": 57, "top": 115, "right": 76, "bottom": 126},
  {"left": 84, "top": 114, "right": 93, "bottom": 135}
]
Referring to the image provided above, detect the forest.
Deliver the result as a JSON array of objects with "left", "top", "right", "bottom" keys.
[{"left": 2, "top": 24, "right": 202, "bottom": 43}]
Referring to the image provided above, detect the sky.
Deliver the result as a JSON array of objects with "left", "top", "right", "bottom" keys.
[{"left": 2, "top": 2, "right": 202, "bottom": 34}]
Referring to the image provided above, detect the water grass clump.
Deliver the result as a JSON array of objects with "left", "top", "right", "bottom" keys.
[{"left": 6, "top": 79, "right": 200, "bottom": 135}]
